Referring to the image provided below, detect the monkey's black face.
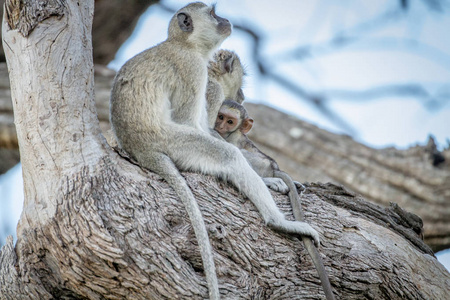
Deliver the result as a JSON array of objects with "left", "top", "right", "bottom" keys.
[{"left": 211, "top": 7, "right": 231, "bottom": 36}]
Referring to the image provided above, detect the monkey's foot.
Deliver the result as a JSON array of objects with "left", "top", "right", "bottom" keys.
[
  {"left": 263, "top": 177, "right": 289, "bottom": 194},
  {"left": 268, "top": 219, "right": 320, "bottom": 247}
]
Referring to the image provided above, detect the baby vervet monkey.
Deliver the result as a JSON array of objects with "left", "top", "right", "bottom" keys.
[
  {"left": 215, "top": 100, "right": 335, "bottom": 300},
  {"left": 110, "top": 2, "right": 319, "bottom": 300},
  {"left": 207, "top": 51, "right": 289, "bottom": 193},
  {"left": 215, "top": 100, "right": 292, "bottom": 190}
]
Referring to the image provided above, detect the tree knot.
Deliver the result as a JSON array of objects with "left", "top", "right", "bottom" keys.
[{"left": 5, "top": 0, "right": 66, "bottom": 37}]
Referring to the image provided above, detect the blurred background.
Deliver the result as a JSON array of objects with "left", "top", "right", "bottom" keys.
[{"left": 1, "top": 0, "right": 449, "bottom": 269}]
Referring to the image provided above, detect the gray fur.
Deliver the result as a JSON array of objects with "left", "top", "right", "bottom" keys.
[
  {"left": 207, "top": 55, "right": 289, "bottom": 193},
  {"left": 217, "top": 100, "right": 290, "bottom": 193},
  {"left": 206, "top": 50, "right": 245, "bottom": 128}
]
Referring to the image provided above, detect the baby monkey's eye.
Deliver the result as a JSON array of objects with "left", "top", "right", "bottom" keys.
[
  {"left": 227, "top": 120, "right": 233, "bottom": 124},
  {"left": 218, "top": 115, "right": 223, "bottom": 120}
]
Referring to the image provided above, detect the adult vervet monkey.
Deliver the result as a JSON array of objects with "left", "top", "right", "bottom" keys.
[{"left": 110, "top": 2, "right": 319, "bottom": 299}]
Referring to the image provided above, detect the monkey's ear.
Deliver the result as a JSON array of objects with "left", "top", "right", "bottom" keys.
[
  {"left": 224, "top": 55, "right": 234, "bottom": 73},
  {"left": 241, "top": 118, "right": 254, "bottom": 134},
  {"left": 177, "top": 13, "right": 193, "bottom": 32},
  {"left": 236, "top": 88, "right": 245, "bottom": 103}
]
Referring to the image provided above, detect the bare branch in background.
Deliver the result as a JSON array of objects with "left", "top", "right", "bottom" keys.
[
  {"left": 232, "top": 23, "right": 356, "bottom": 135},
  {"left": 420, "top": 0, "right": 449, "bottom": 11},
  {"left": 401, "top": 0, "right": 450, "bottom": 11},
  {"left": 323, "top": 84, "right": 450, "bottom": 110}
]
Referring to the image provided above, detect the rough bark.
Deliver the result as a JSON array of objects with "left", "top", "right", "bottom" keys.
[
  {"left": 2, "top": 170, "right": 449, "bottom": 299},
  {"left": 1, "top": 0, "right": 449, "bottom": 299},
  {"left": 0, "top": 63, "right": 115, "bottom": 173}
]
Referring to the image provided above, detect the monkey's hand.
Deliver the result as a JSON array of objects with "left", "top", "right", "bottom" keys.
[
  {"left": 263, "top": 177, "right": 289, "bottom": 194},
  {"left": 209, "top": 128, "right": 225, "bottom": 140}
]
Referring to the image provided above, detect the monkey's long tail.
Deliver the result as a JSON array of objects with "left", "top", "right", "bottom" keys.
[
  {"left": 274, "top": 171, "right": 335, "bottom": 300},
  {"left": 148, "top": 153, "right": 220, "bottom": 300}
]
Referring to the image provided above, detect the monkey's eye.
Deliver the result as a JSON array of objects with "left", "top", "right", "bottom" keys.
[
  {"left": 218, "top": 115, "right": 223, "bottom": 120},
  {"left": 227, "top": 120, "right": 233, "bottom": 125}
]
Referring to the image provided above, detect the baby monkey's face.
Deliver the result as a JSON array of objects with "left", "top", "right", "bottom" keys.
[{"left": 215, "top": 107, "right": 240, "bottom": 138}]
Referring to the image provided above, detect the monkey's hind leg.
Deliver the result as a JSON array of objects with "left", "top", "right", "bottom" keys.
[
  {"left": 275, "top": 171, "right": 336, "bottom": 300},
  {"left": 136, "top": 151, "right": 220, "bottom": 300}
]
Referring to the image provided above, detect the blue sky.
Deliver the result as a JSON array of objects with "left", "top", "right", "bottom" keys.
[{"left": 1, "top": 0, "right": 449, "bottom": 270}]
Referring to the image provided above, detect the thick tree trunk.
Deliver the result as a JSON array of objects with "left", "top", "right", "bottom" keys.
[
  {"left": 0, "top": 0, "right": 154, "bottom": 174},
  {"left": 0, "top": 1, "right": 449, "bottom": 299},
  {"left": 0, "top": 63, "right": 115, "bottom": 174},
  {"left": 2, "top": 173, "right": 449, "bottom": 299}
]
